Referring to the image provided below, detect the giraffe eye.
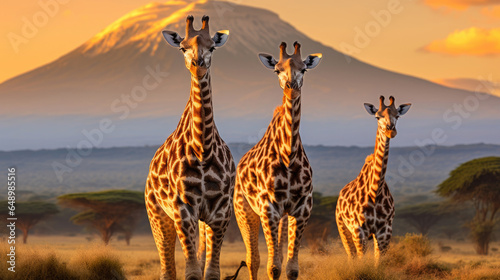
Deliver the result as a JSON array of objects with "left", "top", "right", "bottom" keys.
[
  {"left": 179, "top": 47, "right": 186, "bottom": 53},
  {"left": 301, "top": 69, "right": 307, "bottom": 74},
  {"left": 375, "top": 116, "right": 380, "bottom": 120},
  {"left": 395, "top": 116, "right": 400, "bottom": 120},
  {"left": 274, "top": 70, "right": 280, "bottom": 74},
  {"left": 209, "top": 47, "right": 216, "bottom": 52}
]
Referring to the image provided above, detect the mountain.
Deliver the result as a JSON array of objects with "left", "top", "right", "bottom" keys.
[{"left": 1, "top": 0, "right": 499, "bottom": 150}]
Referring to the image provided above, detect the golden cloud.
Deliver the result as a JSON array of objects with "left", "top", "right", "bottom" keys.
[
  {"left": 423, "top": 27, "right": 500, "bottom": 56},
  {"left": 424, "top": 0, "right": 500, "bottom": 10}
]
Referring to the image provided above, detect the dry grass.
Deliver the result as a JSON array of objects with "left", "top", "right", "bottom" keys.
[
  {"left": 1, "top": 234, "right": 500, "bottom": 279},
  {"left": 0, "top": 239, "right": 125, "bottom": 280}
]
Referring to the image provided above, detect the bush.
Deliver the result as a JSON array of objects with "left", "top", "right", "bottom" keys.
[
  {"left": 18, "top": 255, "right": 76, "bottom": 280},
  {"left": 398, "top": 233, "right": 433, "bottom": 257},
  {"left": 403, "top": 258, "right": 450, "bottom": 278},
  {"left": 0, "top": 249, "right": 77, "bottom": 280},
  {"left": 0, "top": 245, "right": 125, "bottom": 280},
  {"left": 70, "top": 247, "right": 126, "bottom": 280},
  {"left": 384, "top": 234, "right": 450, "bottom": 278}
]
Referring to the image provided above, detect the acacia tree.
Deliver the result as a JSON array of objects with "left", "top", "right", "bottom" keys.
[
  {"left": 58, "top": 190, "right": 144, "bottom": 245},
  {"left": 114, "top": 210, "right": 142, "bottom": 246},
  {"left": 398, "top": 202, "right": 450, "bottom": 235},
  {"left": 0, "top": 201, "right": 59, "bottom": 244},
  {"left": 436, "top": 156, "right": 500, "bottom": 255},
  {"left": 71, "top": 210, "right": 116, "bottom": 244}
]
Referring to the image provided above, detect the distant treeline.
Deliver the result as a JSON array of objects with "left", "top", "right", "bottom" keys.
[{"left": 1, "top": 143, "right": 499, "bottom": 199}]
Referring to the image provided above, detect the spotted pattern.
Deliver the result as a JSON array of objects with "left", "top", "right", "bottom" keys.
[
  {"left": 145, "top": 70, "right": 235, "bottom": 280},
  {"left": 234, "top": 89, "right": 313, "bottom": 280},
  {"left": 335, "top": 97, "right": 411, "bottom": 266}
]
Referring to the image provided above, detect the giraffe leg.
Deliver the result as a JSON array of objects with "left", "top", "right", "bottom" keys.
[
  {"left": 374, "top": 226, "right": 392, "bottom": 266},
  {"left": 352, "top": 228, "right": 367, "bottom": 259},
  {"left": 234, "top": 185, "right": 260, "bottom": 280},
  {"left": 336, "top": 217, "right": 356, "bottom": 258},
  {"left": 174, "top": 206, "right": 202, "bottom": 280},
  {"left": 285, "top": 211, "right": 310, "bottom": 280},
  {"left": 261, "top": 207, "right": 282, "bottom": 280},
  {"left": 278, "top": 215, "right": 288, "bottom": 266},
  {"left": 198, "top": 221, "right": 207, "bottom": 277},
  {"left": 146, "top": 191, "right": 177, "bottom": 280},
  {"left": 204, "top": 218, "right": 230, "bottom": 280}
]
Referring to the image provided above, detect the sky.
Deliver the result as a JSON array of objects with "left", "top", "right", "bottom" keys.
[{"left": 1, "top": 0, "right": 499, "bottom": 95}]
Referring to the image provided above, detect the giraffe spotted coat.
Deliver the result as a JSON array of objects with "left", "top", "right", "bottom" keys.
[
  {"left": 232, "top": 42, "right": 322, "bottom": 280},
  {"left": 145, "top": 16, "right": 235, "bottom": 280},
  {"left": 335, "top": 95, "right": 411, "bottom": 265}
]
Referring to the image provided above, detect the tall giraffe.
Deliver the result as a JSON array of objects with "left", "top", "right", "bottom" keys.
[
  {"left": 145, "top": 16, "right": 235, "bottom": 280},
  {"left": 232, "top": 42, "right": 322, "bottom": 280},
  {"left": 335, "top": 96, "right": 411, "bottom": 265}
]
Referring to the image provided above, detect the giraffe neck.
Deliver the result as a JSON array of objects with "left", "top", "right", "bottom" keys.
[
  {"left": 185, "top": 70, "right": 216, "bottom": 162},
  {"left": 278, "top": 92, "right": 301, "bottom": 167},
  {"left": 368, "top": 127, "right": 390, "bottom": 201}
]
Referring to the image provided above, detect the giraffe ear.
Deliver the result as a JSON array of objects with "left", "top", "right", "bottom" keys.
[
  {"left": 162, "top": 30, "right": 183, "bottom": 47},
  {"left": 397, "top": 103, "right": 412, "bottom": 116},
  {"left": 212, "top": 30, "right": 229, "bottom": 47},
  {"left": 304, "top": 53, "right": 322, "bottom": 69},
  {"left": 364, "top": 103, "right": 378, "bottom": 115},
  {"left": 258, "top": 53, "right": 277, "bottom": 69}
]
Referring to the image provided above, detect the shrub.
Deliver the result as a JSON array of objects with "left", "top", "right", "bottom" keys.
[
  {"left": 0, "top": 245, "right": 125, "bottom": 280},
  {"left": 403, "top": 257, "right": 450, "bottom": 278},
  {"left": 398, "top": 233, "right": 433, "bottom": 257},
  {"left": 384, "top": 234, "right": 450, "bottom": 278},
  {"left": 71, "top": 247, "right": 126, "bottom": 280},
  {"left": 0, "top": 249, "right": 77, "bottom": 280}
]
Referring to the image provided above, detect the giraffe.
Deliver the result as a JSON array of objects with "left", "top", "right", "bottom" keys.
[
  {"left": 231, "top": 42, "right": 322, "bottom": 280},
  {"left": 145, "top": 15, "right": 235, "bottom": 280},
  {"left": 335, "top": 96, "right": 411, "bottom": 265}
]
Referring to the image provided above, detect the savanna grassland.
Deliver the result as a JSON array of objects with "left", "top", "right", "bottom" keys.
[{"left": 1, "top": 234, "right": 500, "bottom": 280}]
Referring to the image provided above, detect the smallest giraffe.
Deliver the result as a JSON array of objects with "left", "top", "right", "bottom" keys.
[{"left": 335, "top": 95, "right": 411, "bottom": 265}]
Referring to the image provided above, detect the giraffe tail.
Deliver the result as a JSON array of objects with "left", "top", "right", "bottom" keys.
[{"left": 223, "top": 261, "right": 247, "bottom": 280}]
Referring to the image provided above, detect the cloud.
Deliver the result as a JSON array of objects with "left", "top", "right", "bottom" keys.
[
  {"left": 423, "top": 27, "right": 500, "bottom": 56},
  {"left": 481, "top": 5, "right": 500, "bottom": 17},
  {"left": 435, "top": 77, "right": 500, "bottom": 96},
  {"left": 424, "top": 0, "right": 500, "bottom": 10}
]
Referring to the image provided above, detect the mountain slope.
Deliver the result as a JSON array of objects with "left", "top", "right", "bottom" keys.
[{"left": 1, "top": 0, "right": 499, "bottom": 150}]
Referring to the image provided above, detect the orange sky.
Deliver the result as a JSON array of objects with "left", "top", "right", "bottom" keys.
[{"left": 1, "top": 0, "right": 499, "bottom": 95}]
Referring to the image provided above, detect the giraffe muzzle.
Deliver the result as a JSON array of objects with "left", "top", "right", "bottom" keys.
[
  {"left": 385, "top": 129, "right": 397, "bottom": 138},
  {"left": 192, "top": 58, "right": 205, "bottom": 67},
  {"left": 286, "top": 81, "right": 300, "bottom": 90},
  {"left": 190, "top": 63, "right": 208, "bottom": 77}
]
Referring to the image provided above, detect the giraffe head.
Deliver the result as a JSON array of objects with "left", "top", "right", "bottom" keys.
[
  {"left": 162, "top": 15, "right": 229, "bottom": 78},
  {"left": 364, "top": 96, "right": 411, "bottom": 138},
  {"left": 258, "top": 42, "right": 322, "bottom": 99}
]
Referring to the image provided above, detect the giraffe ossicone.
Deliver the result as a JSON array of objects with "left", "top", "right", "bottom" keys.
[
  {"left": 335, "top": 95, "right": 411, "bottom": 266},
  {"left": 230, "top": 42, "right": 322, "bottom": 280},
  {"left": 145, "top": 15, "right": 235, "bottom": 280}
]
